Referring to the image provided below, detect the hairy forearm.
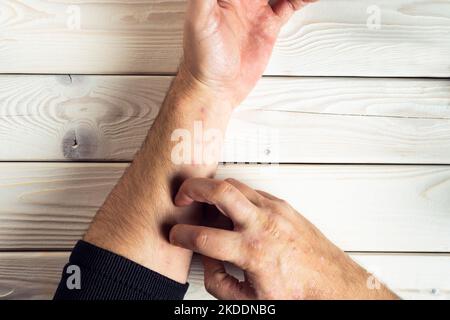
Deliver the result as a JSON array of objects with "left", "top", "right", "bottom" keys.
[{"left": 84, "top": 67, "right": 233, "bottom": 283}]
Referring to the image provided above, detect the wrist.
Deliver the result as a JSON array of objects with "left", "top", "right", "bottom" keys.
[
  {"left": 344, "top": 267, "right": 399, "bottom": 300},
  {"left": 172, "top": 64, "right": 236, "bottom": 118},
  {"left": 310, "top": 254, "right": 399, "bottom": 300}
]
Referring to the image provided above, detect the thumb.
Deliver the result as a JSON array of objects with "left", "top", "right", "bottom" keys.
[
  {"left": 272, "top": 0, "right": 317, "bottom": 25},
  {"left": 186, "top": 0, "right": 216, "bottom": 18},
  {"left": 202, "top": 256, "right": 254, "bottom": 300}
]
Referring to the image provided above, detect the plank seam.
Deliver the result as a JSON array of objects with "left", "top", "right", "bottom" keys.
[
  {"left": 1, "top": 249, "right": 449, "bottom": 255},
  {"left": 0, "top": 73, "right": 449, "bottom": 81},
  {"left": 259, "top": 109, "right": 450, "bottom": 120},
  {"left": 2, "top": 161, "right": 450, "bottom": 166}
]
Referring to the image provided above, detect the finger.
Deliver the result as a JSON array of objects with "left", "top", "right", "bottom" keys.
[
  {"left": 170, "top": 224, "right": 242, "bottom": 265},
  {"left": 175, "top": 178, "right": 257, "bottom": 227},
  {"left": 225, "top": 178, "right": 264, "bottom": 206},
  {"left": 271, "top": 0, "right": 317, "bottom": 25},
  {"left": 203, "top": 256, "right": 253, "bottom": 300}
]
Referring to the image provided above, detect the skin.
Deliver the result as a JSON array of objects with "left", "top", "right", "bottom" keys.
[
  {"left": 183, "top": 0, "right": 318, "bottom": 106},
  {"left": 170, "top": 178, "right": 398, "bottom": 300},
  {"left": 84, "top": 0, "right": 315, "bottom": 284},
  {"left": 84, "top": 0, "right": 397, "bottom": 299}
]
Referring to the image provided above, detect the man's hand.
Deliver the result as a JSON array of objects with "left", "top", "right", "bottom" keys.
[
  {"left": 181, "top": 0, "right": 317, "bottom": 107},
  {"left": 170, "top": 178, "right": 399, "bottom": 300}
]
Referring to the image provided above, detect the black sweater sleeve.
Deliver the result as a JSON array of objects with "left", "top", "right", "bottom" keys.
[{"left": 53, "top": 241, "right": 189, "bottom": 300}]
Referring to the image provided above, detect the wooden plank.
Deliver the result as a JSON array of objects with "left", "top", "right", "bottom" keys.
[
  {"left": 0, "top": 252, "right": 448, "bottom": 300},
  {"left": 1, "top": 0, "right": 450, "bottom": 76},
  {"left": 1, "top": 75, "right": 450, "bottom": 163},
  {"left": 0, "top": 163, "right": 449, "bottom": 252}
]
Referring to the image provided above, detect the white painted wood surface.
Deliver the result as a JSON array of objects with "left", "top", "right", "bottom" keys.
[
  {"left": 0, "top": 252, "right": 448, "bottom": 300},
  {"left": 1, "top": 0, "right": 449, "bottom": 301},
  {"left": 0, "top": 163, "right": 449, "bottom": 252},
  {"left": 1, "top": 75, "right": 449, "bottom": 163},
  {"left": 1, "top": 0, "right": 449, "bottom": 76}
]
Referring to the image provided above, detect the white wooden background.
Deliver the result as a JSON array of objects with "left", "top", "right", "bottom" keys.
[{"left": 0, "top": 0, "right": 449, "bottom": 300}]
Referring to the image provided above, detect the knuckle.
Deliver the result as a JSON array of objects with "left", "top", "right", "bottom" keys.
[
  {"left": 260, "top": 214, "right": 282, "bottom": 238},
  {"left": 247, "top": 237, "right": 264, "bottom": 254},
  {"left": 211, "top": 181, "right": 234, "bottom": 200},
  {"left": 240, "top": 236, "right": 264, "bottom": 270},
  {"left": 193, "top": 231, "right": 209, "bottom": 250}
]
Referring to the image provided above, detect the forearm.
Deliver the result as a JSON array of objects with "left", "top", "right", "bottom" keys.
[{"left": 84, "top": 67, "right": 233, "bottom": 283}]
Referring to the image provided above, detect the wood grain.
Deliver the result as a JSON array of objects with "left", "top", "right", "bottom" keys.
[
  {"left": 1, "top": 0, "right": 449, "bottom": 76},
  {"left": 0, "top": 163, "right": 449, "bottom": 252},
  {"left": 2, "top": 0, "right": 449, "bottom": 301},
  {"left": 0, "top": 252, "right": 448, "bottom": 300},
  {"left": 1, "top": 75, "right": 450, "bottom": 163}
]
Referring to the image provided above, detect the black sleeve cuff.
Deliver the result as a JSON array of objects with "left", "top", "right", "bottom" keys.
[{"left": 53, "top": 240, "right": 189, "bottom": 300}]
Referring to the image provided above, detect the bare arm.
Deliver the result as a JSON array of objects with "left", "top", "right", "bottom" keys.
[
  {"left": 83, "top": 0, "right": 315, "bottom": 284},
  {"left": 83, "top": 70, "right": 231, "bottom": 283}
]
